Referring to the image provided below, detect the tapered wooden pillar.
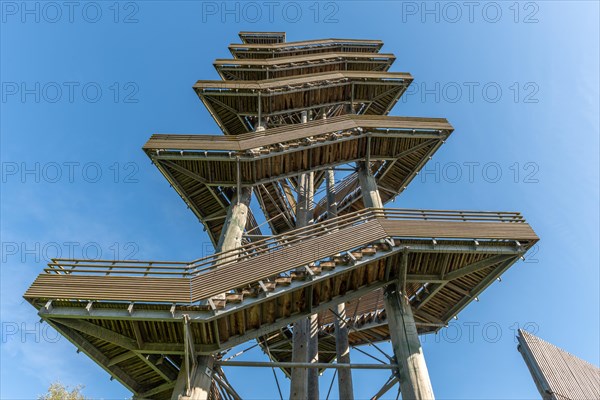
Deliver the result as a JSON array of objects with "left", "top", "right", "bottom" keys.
[
  {"left": 333, "top": 303, "right": 354, "bottom": 400},
  {"left": 291, "top": 172, "right": 313, "bottom": 399},
  {"left": 211, "top": 187, "right": 252, "bottom": 305},
  {"left": 291, "top": 110, "right": 318, "bottom": 399},
  {"left": 325, "top": 169, "right": 337, "bottom": 219},
  {"left": 215, "top": 187, "right": 252, "bottom": 254},
  {"left": 171, "top": 355, "right": 214, "bottom": 400},
  {"left": 359, "top": 160, "right": 434, "bottom": 398},
  {"left": 196, "top": 187, "right": 251, "bottom": 398},
  {"left": 215, "top": 117, "right": 258, "bottom": 256},
  {"left": 291, "top": 316, "right": 309, "bottom": 399},
  {"left": 357, "top": 161, "right": 383, "bottom": 209},
  {"left": 307, "top": 312, "right": 320, "bottom": 399},
  {"left": 326, "top": 168, "right": 354, "bottom": 400},
  {"left": 383, "top": 284, "right": 435, "bottom": 400}
]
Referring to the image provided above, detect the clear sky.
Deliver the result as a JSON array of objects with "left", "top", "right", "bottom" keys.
[{"left": 1, "top": 1, "right": 598, "bottom": 399}]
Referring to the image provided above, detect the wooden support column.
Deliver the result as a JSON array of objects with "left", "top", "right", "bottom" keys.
[
  {"left": 291, "top": 110, "right": 319, "bottom": 399},
  {"left": 291, "top": 171, "right": 312, "bottom": 399},
  {"left": 171, "top": 355, "right": 214, "bottom": 400},
  {"left": 291, "top": 316, "right": 309, "bottom": 399},
  {"left": 211, "top": 186, "right": 252, "bottom": 305},
  {"left": 327, "top": 168, "right": 354, "bottom": 400},
  {"left": 325, "top": 169, "right": 337, "bottom": 220},
  {"left": 215, "top": 187, "right": 252, "bottom": 254},
  {"left": 307, "top": 312, "right": 319, "bottom": 399},
  {"left": 383, "top": 284, "right": 435, "bottom": 400},
  {"left": 333, "top": 303, "right": 354, "bottom": 400},
  {"left": 357, "top": 161, "right": 383, "bottom": 209},
  {"left": 199, "top": 178, "right": 252, "bottom": 400}
]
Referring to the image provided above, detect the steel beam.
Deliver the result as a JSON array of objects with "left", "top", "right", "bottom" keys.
[
  {"left": 217, "top": 361, "right": 396, "bottom": 370},
  {"left": 371, "top": 375, "right": 400, "bottom": 400},
  {"left": 47, "top": 320, "right": 141, "bottom": 394}
]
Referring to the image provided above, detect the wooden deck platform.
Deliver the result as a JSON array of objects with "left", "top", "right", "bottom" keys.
[
  {"left": 238, "top": 31, "right": 286, "bottom": 45},
  {"left": 194, "top": 71, "right": 412, "bottom": 135},
  {"left": 214, "top": 52, "right": 396, "bottom": 81},
  {"left": 144, "top": 115, "right": 452, "bottom": 242},
  {"left": 24, "top": 208, "right": 538, "bottom": 399},
  {"left": 228, "top": 38, "right": 383, "bottom": 59}
]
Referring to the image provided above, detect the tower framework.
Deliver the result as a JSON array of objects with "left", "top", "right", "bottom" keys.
[{"left": 24, "top": 32, "right": 539, "bottom": 399}]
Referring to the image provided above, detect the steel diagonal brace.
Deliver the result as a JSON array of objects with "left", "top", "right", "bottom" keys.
[
  {"left": 371, "top": 374, "right": 400, "bottom": 400},
  {"left": 328, "top": 308, "right": 394, "bottom": 362}
]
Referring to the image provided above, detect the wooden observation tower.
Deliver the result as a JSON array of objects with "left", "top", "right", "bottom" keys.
[{"left": 24, "top": 32, "right": 539, "bottom": 399}]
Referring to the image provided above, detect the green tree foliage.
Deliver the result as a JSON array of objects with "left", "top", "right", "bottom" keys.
[{"left": 38, "top": 382, "right": 87, "bottom": 400}]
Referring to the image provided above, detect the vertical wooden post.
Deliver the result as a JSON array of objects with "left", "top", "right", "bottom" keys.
[
  {"left": 325, "top": 169, "right": 337, "bottom": 220},
  {"left": 305, "top": 169, "right": 319, "bottom": 399},
  {"left": 333, "top": 303, "right": 354, "bottom": 400},
  {"left": 307, "top": 312, "right": 320, "bottom": 399},
  {"left": 327, "top": 168, "right": 355, "bottom": 400},
  {"left": 290, "top": 317, "right": 309, "bottom": 399},
  {"left": 193, "top": 187, "right": 251, "bottom": 399},
  {"left": 211, "top": 187, "right": 252, "bottom": 305},
  {"left": 171, "top": 356, "right": 214, "bottom": 400},
  {"left": 215, "top": 187, "right": 252, "bottom": 254},
  {"left": 357, "top": 161, "right": 383, "bottom": 209},
  {"left": 358, "top": 160, "right": 434, "bottom": 398},
  {"left": 291, "top": 110, "right": 318, "bottom": 399},
  {"left": 383, "top": 284, "right": 435, "bottom": 400},
  {"left": 291, "top": 172, "right": 313, "bottom": 399}
]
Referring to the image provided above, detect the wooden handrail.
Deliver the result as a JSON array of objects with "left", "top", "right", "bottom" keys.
[{"left": 45, "top": 208, "right": 526, "bottom": 277}]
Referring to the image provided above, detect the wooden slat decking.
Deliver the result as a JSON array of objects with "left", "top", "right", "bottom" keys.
[
  {"left": 25, "top": 275, "right": 192, "bottom": 303},
  {"left": 27, "top": 243, "right": 532, "bottom": 372},
  {"left": 145, "top": 115, "right": 451, "bottom": 241},
  {"left": 214, "top": 52, "right": 396, "bottom": 80},
  {"left": 228, "top": 38, "right": 383, "bottom": 59},
  {"left": 379, "top": 220, "right": 538, "bottom": 241},
  {"left": 194, "top": 71, "right": 412, "bottom": 135},
  {"left": 144, "top": 114, "right": 451, "bottom": 151},
  {"left": 194, "top": 71, "right": 410, "bottom": 91},
  {"left": 147, "top": 120, "right": 449, "bottom": 186},
  {"left": 518, "top": 329, "right": 600, "bottom": 400},
  {"left": 25, "top": 208, "right": 538, "bottom": 305},
  {"left": 190, "top": 219, "right": 386, "bottom": 300},
  {"left": 25, "top": 214, "right": 536, "bottom": 399},
  {"left": 238, "top": 31, "right": 286, "bottom": 44}
]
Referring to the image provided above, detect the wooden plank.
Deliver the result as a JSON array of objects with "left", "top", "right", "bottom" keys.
[
  {"left": 379, "top": 220, "right": 539, "bottom": 241},
  {"left": 190, "top": 220, "right": 387, "bottom": 300}
]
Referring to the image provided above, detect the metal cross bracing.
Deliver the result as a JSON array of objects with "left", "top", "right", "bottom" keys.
[{"left": 23, "top": 32, "right": 539, "bottom": 400}]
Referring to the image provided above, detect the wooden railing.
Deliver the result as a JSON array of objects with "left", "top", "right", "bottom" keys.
[{"left": 44, "top": 208, "right": 525, "bottom": 277}]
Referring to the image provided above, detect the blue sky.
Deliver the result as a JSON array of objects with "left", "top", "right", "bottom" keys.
[{"left": 1, "top": 1, "right": 598, "bottom": 399}]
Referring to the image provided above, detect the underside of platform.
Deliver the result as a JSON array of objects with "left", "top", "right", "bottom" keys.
[{"left": 25, "top": 208, "right": 537, "bottom": 398}]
